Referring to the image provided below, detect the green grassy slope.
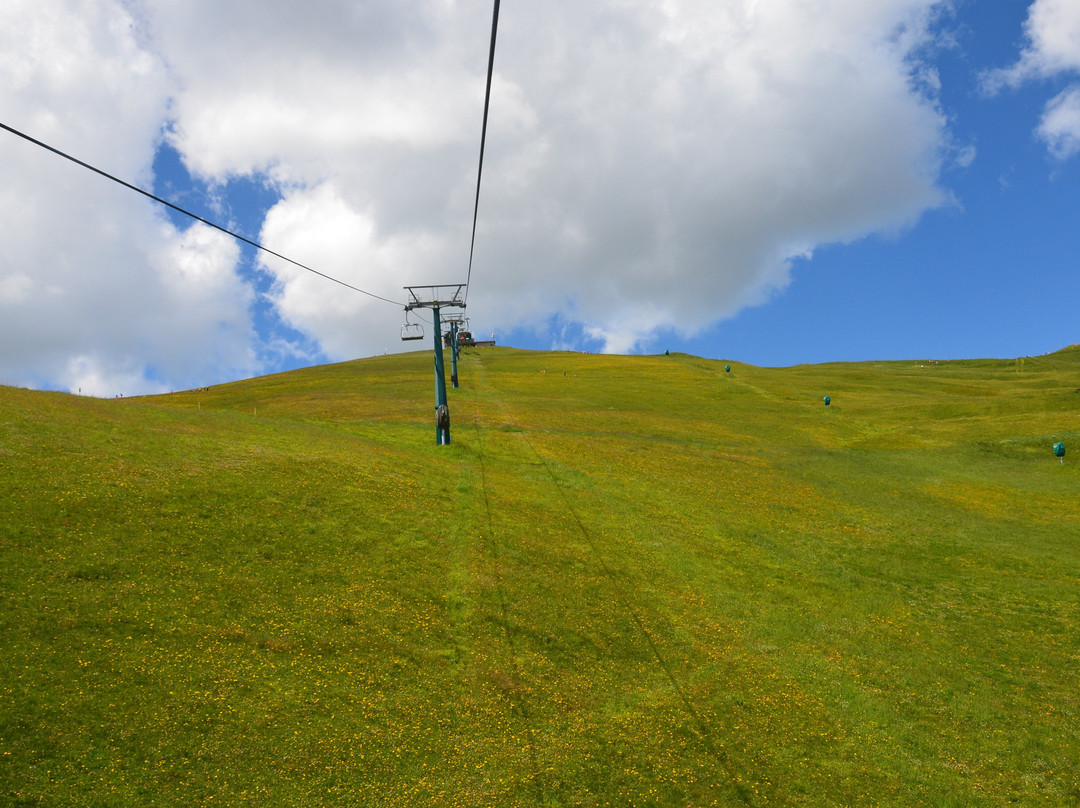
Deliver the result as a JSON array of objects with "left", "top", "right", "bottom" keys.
[{"left": 2, "top": 346, "right": 1078, "bottom": 806}]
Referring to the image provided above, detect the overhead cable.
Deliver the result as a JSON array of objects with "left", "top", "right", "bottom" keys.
[
  {"left": 0, "top": 121, "right": 403, "bottom": 307},
  {"left": 463, "top": 0, "right": 501, "bottom": 307}
]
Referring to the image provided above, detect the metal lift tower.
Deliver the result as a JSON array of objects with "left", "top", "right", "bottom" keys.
[
  {"left": 441, "top": 313, "right": 469, "bottom": 389},
  {"left": 403, "top": 284, "right": 466, "bottom": 446}
]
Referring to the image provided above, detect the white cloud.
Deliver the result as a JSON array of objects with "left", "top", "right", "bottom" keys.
[
  {"left": 462, "top": 0, "right": 951, "bottom": 350},
  {"left": 0, "top": 0, "right": 260, "bottom": 394},
  {"left": 148, "top": 223, "right": 256, "bottom": 379},
  {"left": 984, "top": 0, "right": 1080, "bottom": 161},
  {"left": 4, "top": 0, "right": 957, "bottom": 385},
  {"left": 151, "top": 0, "right": 951, "bottom": 355},
  {"left": 1038, "top": 86, "right": 1080, "bottom": 159},
  {"left": 0, "top": 0, "right": 164, "bottom": 182},
  {"left": 258, "top": 182, "right": 448, "bottom": 360},
  {"left": 984, "top": 0, "right": 1080, "bottom": 89},
  {"left": 63, "top": 355, "right": 167, "bottom": 399},
  {"left": 954, "top": 144, "right": 977, "bottom": 169}
]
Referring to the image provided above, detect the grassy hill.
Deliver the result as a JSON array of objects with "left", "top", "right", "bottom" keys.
[{"left": 2, "top": 346, "right": 1078, "bottom": 806}]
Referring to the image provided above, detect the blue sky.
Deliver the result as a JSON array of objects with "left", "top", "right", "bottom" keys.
[{"left": 1, "top": 0, "right": 1078, "bottom": 394}]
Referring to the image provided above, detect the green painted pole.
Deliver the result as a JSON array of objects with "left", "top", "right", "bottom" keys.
[
  {"left": 432, "top": 306, "right": 450, "bottom": 445},
  {"left": 450, "top": 321, "right": 460, "bottom": 388}
]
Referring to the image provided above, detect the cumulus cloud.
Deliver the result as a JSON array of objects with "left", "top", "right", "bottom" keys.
[
  {"left": 983, "top": 0, "right": 1080, "bottom": 89},
  {"left": 146, "top": 0, "right": 952, "bottom": 356},
  {"left": 258, "top": 182, "right": 449, "bottom": 359},
  {"left": 4, "top": 0, "right": 957, "bottom": 387},
  {"left": 984, "top": 0, "right": 1080, "bottom": 160},
  {"left": 470, "top": 0, "right": 951, "bottom": 350},
  {"left": 0, "top": 0, "right": 258, "bottom": 394},
  {"left": 1038, "top": 86, "right": 1080, "bottom": 159}
]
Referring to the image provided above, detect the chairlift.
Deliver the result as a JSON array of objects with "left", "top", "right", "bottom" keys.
[{"left": 400, "top": 312, "right": 424, "bottom": 342}]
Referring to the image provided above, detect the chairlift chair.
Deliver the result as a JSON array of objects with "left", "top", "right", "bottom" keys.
[{"left": 400, "top": 313, "right": 424, "bottom": 342}]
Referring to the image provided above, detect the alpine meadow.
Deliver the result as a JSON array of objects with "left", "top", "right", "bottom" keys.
[{"left": 2, "top": 345, "right": 1078, "bottom": 807}]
